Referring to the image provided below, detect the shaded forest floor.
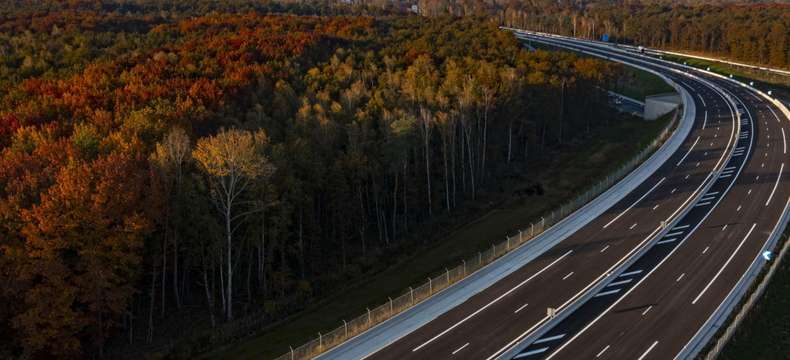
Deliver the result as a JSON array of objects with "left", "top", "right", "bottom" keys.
[{"left": 208, "top": 113, "right": 671, "bottom": 359}]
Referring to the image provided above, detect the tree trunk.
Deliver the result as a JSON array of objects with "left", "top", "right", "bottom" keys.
[
  {"left": 160, "top": 231, "right": 167, "bottom": 318},
  {"left": 558, "top": 80, "right": 565, "bottom": 144},
  {"left": 247, "top": 249, "right": 253, "bottom": 305},
  {"left": 464, "top": 125, "right": 476, "bottom": 199},
  {"left": 298, "top": 208, "right": 305, "bottom": 278},
  {"left": 146, "top": 267, "right": 156, "bottom": 344},
  {"left": 392, "top": 172, "right": 398, "bottom": 241},
  {"left": 259, "top": 211, "right": 266, "bottom": 290},
  {"left": 225, "top": 200, "right": 233, "bottom": 320},
  {"left": 203, "top": 266, "right": 216, "bottom": 328},
  {"left": 358, "top": 185, "right": 366, "bottom": 255},
  {"left": 423, "top": 126, "right": 432, "bottom": 217},
  {"left": 507, "top": 119, "right": 513, "bottom": 163},
  {"left": 173, "top": 232, "right": 181, "bottom": 309},
  {"left": 451, "top": 122, "right": 457, "bottom": 208}
]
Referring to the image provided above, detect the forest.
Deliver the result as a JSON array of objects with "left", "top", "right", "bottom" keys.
[
  {"left": 3, "top": 0, "right": 787, "bottom": 68},
  {"left": 492, "top": 1, "right": 789, "bottom": 69},
  {"left": 0, "top": 5, "right": 630, "bottom": 358}
]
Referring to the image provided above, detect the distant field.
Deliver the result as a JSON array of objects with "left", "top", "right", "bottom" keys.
[{"left": 207, "top": 112, "right": 672, "bottom": 359}]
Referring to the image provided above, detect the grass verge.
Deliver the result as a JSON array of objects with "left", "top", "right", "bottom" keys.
[
  {"left": 614, "top": 66, "right": 675, "bottom": 101},
  {"left": 208, "top": 112, "right": 671, "bottom": 359},
  {"left": 658, "top": 53, "right": 790, "bottom": 101},
  {"left": 714, "top": 231, "right": 790, "bottom": 360},
  {"left": 529, "top": 41, "right": 674, "bottom": 101}
]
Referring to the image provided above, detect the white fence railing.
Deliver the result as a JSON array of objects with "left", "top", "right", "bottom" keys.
[
  {"left": 701, "top": 231, "right": 790, "bottom": 360},
  {"left": 275, "top": 110, "right": 680, "bottom": 360}
]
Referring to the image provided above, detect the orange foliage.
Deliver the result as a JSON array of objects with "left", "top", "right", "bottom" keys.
[{"left": 13, "top": 153, "right": 150, "bottom": 357}]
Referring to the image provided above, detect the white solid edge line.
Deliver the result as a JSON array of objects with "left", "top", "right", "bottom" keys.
[
  {"left": 603, "top": 177, "right": 666, "bottom": 229},
  {"left": 691, "top": 223, "right": 757, "bottom": 304},
  {"left": 675, "top": 195, "right": 790, "bottom": 360},
  {"left": 698, "top": 94, "right": 707, "bottom": 107},
  {"left": 485, "top": 33, "right": 738, "bottom": 360},
  {"left": 540, "top": 74, "right": 744, "bottom": 360},
  {"left": 765, "top": 163, "right": 784, "bottom": 207},
  {"left": 485, "top": 315, "right": 551, "bottom": 360},
  {"left": 675, "top": 136, "right": 700, "bottom": 167},
  {"left": 411, "top": 250, "right": 573, "bottom": 352},
  {"left": 768, "top": 106, "right": 780, "bottom": 123},
  {"left": 703, "top": 111, "right": 707, "bottom": 129}
]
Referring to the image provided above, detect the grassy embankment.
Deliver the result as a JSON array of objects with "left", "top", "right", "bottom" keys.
[
  {"left": 528, "top": 41, "right": 674, "bottom": 101},
  {"left": 716, "top": 231, "right": 790, "bottom": 359},
  {"left": 206, "top": 71, "right": 674, "bottom": 359},
  {"left": 659, "top": 53, "right": 790, "bottom": 101},
  {"left": 614, "top": 66, "right": 675, "bottom": 101}
]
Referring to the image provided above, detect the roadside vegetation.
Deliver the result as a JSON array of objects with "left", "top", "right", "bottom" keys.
[
  {"left": 614, "top": 66, "right": 675, "bottom": 101},
  {"left": 0, "top": 8, "right": 649, "bottom": 359},
  {"left": 658, "top": 53, "right": 790, "bottom": 101},
  {"left": 2, "top": 1, "right": 773, "bottom": 359},
  {"left": 717, "top": 232, "right": 790, "bottom": 360},
  {"left": 214, "top": 110, "right": 670, "bottom": 359},
  {"left": 492, "top": 1, "right": 789, "bottom": 70},
  {"left": 529, "top": 41, "right": 675, "bottom": 101}
]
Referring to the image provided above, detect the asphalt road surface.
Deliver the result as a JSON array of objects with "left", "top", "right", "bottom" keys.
[
  {"left": 359, "top": 38, "right": 740, "bottom": 360},
  {"left": 316, "top": 31, "right": 788, "bottom": 360},
  {"left": 510, "top": 33, "right": 789, "bottom": 360}
]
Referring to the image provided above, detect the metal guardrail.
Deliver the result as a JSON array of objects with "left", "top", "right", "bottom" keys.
[
  {"left": 701, "top": 230, "right": 790, "bottom": 360},
  {"left": 503, "top": 27, "right": 790, "bottom": 77},
  {"left": 498, "top": 30, "right": 742, "bottom": 360},
  {"left": 674, "top": 75, "right": 790, "bottom": 360},
  {"left": 645, "top": 49, "right": 790, "bottom": 77},
  {"left": 275, "top": 111, "right": 681, "bottom": 360},
  {"left": 516, "top": 28, "right": 790, "bottom": 360}
]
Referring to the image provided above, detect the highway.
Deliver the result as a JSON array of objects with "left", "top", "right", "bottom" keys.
[
  {"left": 366, "top": 70, "right": 733, "bottom": 360},
  {"left": 507, "top": 33, "right": 790, "bottom": 360},
  {"left": 317, "top": 31, "right": 789, "bottom": 360}
]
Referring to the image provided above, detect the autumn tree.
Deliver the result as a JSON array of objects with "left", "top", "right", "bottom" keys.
[
  {"left": 14, "top": 153, "right": 149, "bottom": 357},
  {"left": 193, "top": 128, "right": 275, "bottom": 320}
]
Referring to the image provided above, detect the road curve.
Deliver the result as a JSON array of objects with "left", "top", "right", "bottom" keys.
[
  {"left": 317, "top": 31, "right": 745, "bottom": 360},
  {"left": 507, "top": 32, "right": 790, "bottom": 360}
]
